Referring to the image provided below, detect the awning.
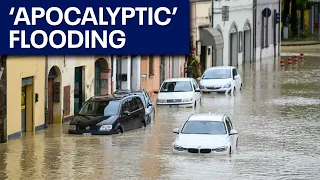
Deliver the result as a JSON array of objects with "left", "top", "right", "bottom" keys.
[{"left": 199, "top": 27, "right": 224, "bottom": 50}]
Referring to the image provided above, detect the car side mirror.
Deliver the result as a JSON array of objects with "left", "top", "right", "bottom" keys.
[
  {"left": 123, "top": 111, "right": 130, "bottom": 116},
  {"left": 173, "top": 128, "right": 180, "bottom": 134},
  {"left": 229, "top": 129, "right": 238, "bottom": 135}
]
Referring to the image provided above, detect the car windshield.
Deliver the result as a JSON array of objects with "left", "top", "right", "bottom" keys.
[
  {"left": 181, "top": 121, "right": 227, "bottom": 135},
  {"left": 78, "top": 100, "right": 120, "bottom": 116},
  {"left": 202, "top": 69, "right": 231, "bottom": 79},
  {"left": 160, "top": 81, "right": 193, "bottom": 92}
]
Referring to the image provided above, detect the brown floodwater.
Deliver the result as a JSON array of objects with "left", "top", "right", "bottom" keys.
[{"left": 1, "top": 56, "right": 320, "bottom": 180}]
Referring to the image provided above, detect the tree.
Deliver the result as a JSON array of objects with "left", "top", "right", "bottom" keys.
[{"left": 291, "top": 0, "right": 298, "bottom": 37}]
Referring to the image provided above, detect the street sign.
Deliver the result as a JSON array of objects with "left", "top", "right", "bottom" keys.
[
  {"left": 222, "top": 6, "right": 229, "bottom": 21},
  {"left": 262, "top": 8, "right": 271, "bottom": 18}
]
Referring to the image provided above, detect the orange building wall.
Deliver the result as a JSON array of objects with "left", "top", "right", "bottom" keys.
[{"left": 140, "top": 56, "right": 160, "bottom": 95}]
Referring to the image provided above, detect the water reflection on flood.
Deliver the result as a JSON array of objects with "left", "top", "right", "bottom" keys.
[{"left": 1, "top": 56, "right": 320, "bottom": 180}]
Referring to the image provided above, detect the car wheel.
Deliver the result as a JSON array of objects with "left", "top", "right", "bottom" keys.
[
  {"left": 117, "top": 128, "right": 122, "bottom": 134},
  {"left": 141, "top": 121, "right": 146, "bottom": 128}
]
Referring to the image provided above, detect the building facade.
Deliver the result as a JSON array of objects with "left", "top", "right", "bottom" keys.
[
  {"left": 5, "top": 56, "right": 46, "bottom": 141},
  {"left": 212, "top": 0, "right": 253, "bottom": 66},
  {"left": 190, "top": 0, "right": 224, "bottom": 72},
  {"left": 47, "top": 56, "right": 97, "bottom": 123},
  {"left": 254, "top": 0, "right": 281, "bottom": 61}
]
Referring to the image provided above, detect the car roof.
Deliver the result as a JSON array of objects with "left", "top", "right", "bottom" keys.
[
  {"left": 88, "top": 94, "right": 139, "bottom": 101},
  {"left": 187, "top": 113, "right": 226, "bottom": 122},
  {"left": 114, "top": 89, "right": 146, "bottom": 94},
  {"left": 164, "top": 78, "right": 194, "bottom": 82},
  {"left": 205, "top": 66, "right": 234, "bottom": 71}
]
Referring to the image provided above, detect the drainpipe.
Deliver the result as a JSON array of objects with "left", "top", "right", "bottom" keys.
[
  {"left": 111, "top": 55, "right": 114, "bottom": 93},
  {"left": 0, "top": 55, "right": 7, "bottom": 143},
  {"left": 253, "top": 0, "right": 257, "bottom": 62},
  {"left": 45, "top": 55, "right": 48, "bottom": 128}
]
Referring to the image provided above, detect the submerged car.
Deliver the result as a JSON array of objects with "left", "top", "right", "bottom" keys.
[
  {"left": 113, "top": 89, "right": 155, "bottom": 124},
  {"left": 156, "top": 78, "right": 201, "bottom": 108},
  {"left": 172, "top": 113, "right": 238, "bottom": 155},
  {"left": 68, "top": 94, "right": 146, "bottom": 135},
  {"left": 198, "top": 66, "right": 242, "bottom": 94}
]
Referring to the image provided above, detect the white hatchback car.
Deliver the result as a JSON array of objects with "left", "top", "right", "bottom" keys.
[
  {"left": 198, "top": 66, "right": 242, "bottom": 94},
  {"left": 156, "top": 78, "right": 201, "bottom": 108},
  {"left": 172, "top": 113, "right": 238, "bottom": 155}
]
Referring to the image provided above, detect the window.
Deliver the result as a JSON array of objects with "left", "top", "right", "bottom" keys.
[
  {"left": 239, "top": 31, "right": 243, "bottom": 53},
  {"left": 202, "top": 69, "right": 231, "bottom": 79},
  {"left": 232, "top": 68, "right": 238, "bottom": 77},
  {"left": 137, "top": 94, "right": 146, "bottom": 108},
  {"left": 226, "top": 117, "right": 233, "bottom": 129},
  {"left": 181, "top": 121, "right": 227, "bottom": 135},
  {"left": 149, "top": 56, "right": 154, "bottom": 76},
  {"left": 135, "top": 97, "right": 143, "bottom": 109},
  {"left": 121, "top": 100, "right": 129, "bottom": 114},
  {"left": 128, "top": 98, "right": 138, "bottom": 112},
  {"left": 78, "top": 100, "right": 120, "bottom": 116},
  {"left": 160, "top": 81, "right": 193, "bottom": 92},
  {"left": 225, "top": 119, "right": 232, "bottom": 134}
]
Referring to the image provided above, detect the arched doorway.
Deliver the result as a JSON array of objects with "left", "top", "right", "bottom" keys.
[
  {"left": 215, "top": 26, "right": 224, "bottom": 66},
  {"left": 48, "top": 66, "right": 62, "bottom": 124},
  {"left": 95, "top": 58, "right": 110, "bottom": 95},
  {"left": 243, "top": 20, "right": 252, "bottom": 63},
  {"left": 229, "top": 22, "right": 238, "bottom": 66}
]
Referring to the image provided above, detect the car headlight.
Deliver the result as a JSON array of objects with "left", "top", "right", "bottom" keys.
[
  {"left": 183, "top": 98, "right": 193, "bottom": 102},
  {"left": 224, "top": 83, "right": 231, "bottom": 88},
  {"left": 69, "top": 125, "right": 76, "bottom": 131},
  {"left": 157, "top": 99, "right": 166, "bottom": 103},
  {"left": 100, "top": 125, "right": 112, "bottom": 131},
  {"left": 173, "top": 145, "right": 186, "bottom": 151},
  {"left": 212, "top": 146, "right": 228, "bottom": 152}
]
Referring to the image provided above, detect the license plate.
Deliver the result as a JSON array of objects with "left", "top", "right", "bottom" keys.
[
  {"left": 170, "top": 105, "right": 179, "bottom": 108},
  {"left": 83, "top": 133, "right": 92, "bottom": 136}
]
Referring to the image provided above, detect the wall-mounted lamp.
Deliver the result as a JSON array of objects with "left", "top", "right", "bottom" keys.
[
  {"left": 0, "top": 67, "right": 4, "bottom": 80},
  {"left": 35, "top": 93, "right": 39, "bottom": 103},
  {"left": 196, "top": 40, "right": 201, "bottom": 56}
]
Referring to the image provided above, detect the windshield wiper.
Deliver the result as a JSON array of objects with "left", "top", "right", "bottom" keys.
[{"left": 77, "top": 113, "right": 90, "bottom": 119}]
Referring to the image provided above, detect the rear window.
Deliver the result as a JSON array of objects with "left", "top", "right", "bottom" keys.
[
  {"left": 78, "top": 100, "right": 120, "bottom": 116},
  {"left": 160, "top": 81, "right": 193, "bottom": 92}
]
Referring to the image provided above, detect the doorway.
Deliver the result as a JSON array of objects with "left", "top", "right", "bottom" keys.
[
  {"left": 48, "top": 66, "right": 62, "bottom": 124},
  {"left": 243, "top": 24, "right": 252, "bottom": 63},
  {"left": 160, "top": 56, "right": 166, "bottom": 86},
  {"left": 74, "top": 67, "right": 84, "bottom": 114},
  {"left": 200, "top": 46, "right": 207, "bottom": 73},
  {"left": 229, "top": 33, "right": 238, "bottom": 66},
  {"left": 21, "top": 77, "right": 33, "bottom": 133},
  {"left": 95, "top": 58, "right": 109, "bottom": 95},
  {"left": 116, "top": 56, "right": 123, "bottom": 90}
]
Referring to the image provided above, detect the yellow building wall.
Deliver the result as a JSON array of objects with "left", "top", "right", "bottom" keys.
[
  {"left": 6, "top": 56, "right": 46, "bottom": 137},
  {"left": 47, "top": 56, "right": 95, "bottom": 120}
]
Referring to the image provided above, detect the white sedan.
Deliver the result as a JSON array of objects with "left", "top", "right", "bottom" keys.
[
  {"left": 156, "top": 78, "right": 201, "bottom": 108},
  {"left": 198, "top": 66, "right": 242, "bottom": 94},
  {"left": 172, "top": 113, "right": 238, "bottom": 155}
]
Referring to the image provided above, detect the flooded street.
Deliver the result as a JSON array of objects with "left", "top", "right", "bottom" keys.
[{"left": 1, "top": 56, "right": 320, "bottom": 180}]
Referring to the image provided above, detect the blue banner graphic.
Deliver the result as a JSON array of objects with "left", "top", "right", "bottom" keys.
[{"left": 0, "top": 0, "right": 190, "bottom": 55}]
